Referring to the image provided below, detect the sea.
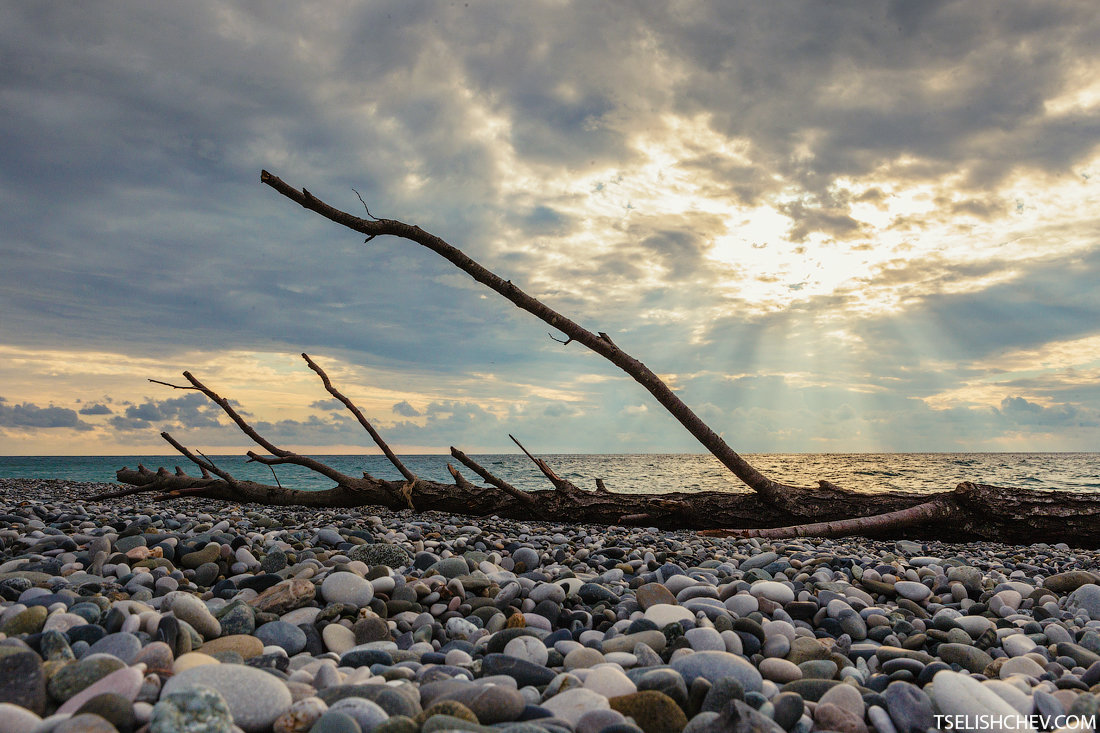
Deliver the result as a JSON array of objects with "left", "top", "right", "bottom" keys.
[{"left": 0, "top": 453, "right": 1097, "bottom": 495}]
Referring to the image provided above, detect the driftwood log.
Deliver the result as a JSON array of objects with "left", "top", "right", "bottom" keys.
[{"left": 102, "top": 171, "right": 1100, "bottom": 546}]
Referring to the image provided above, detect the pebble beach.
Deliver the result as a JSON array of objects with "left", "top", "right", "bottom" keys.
[{"left": 2, "top": 478, "right": 1100, "bottom": 733}]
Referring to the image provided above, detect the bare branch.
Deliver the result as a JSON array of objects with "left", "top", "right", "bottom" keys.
[
  {"left": 449, "top": 446, "right": 538, "bottom": 507},
  {"left": 148, "top": 378, "right": 196, "bottom": 390},
  {"left": 595, "top": 478, "right": 611, "bottom": 493},
  {"left": 351, "top": 188, "right": 381, "bottom": 221},
  {"left": 179, "top": 370, "right": 357, "bottom": 485},
  {"left": 447, "top": 463, "right": 473, "bottom": 491},
  {"left": 548, "top": 333, "right": 574, "bottom": 346},
  {"left": 161, "top": 432, "right": 236, "bottom": 484},
  {"left": 509, "top": 434, "right": 580, "bottom": 494},
  {"left": 300, "top": 353, "right": 417, "bottom": 484}
]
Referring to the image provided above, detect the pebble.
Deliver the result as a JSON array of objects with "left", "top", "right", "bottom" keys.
[
  {"left": 5, "top": 478, "right": 1100, "bottom": 733},
  {"left": 163, "top": 663, "right": 293, "bottom": 732}
]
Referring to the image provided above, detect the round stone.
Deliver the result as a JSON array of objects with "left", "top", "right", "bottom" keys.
[
  {"left": 504, "top": 635, "right": 549, "bottom": 666},
  {"left": 748, "top": 581, "right": 794, "bottom": 604},
  {"left": 643, "top": 604, "right": 695, "bottom": 627},
  {"left": 255, "top": 620, "right": 308, "bottom": 655},
  {"left": 328, "top": 697, "right": 389, "bottom": 732},
  {"left": 163, "top": 663, "right": 292, "bottom": 732},
  {"left": 322, "top": 572, "right": 375, "bottom": 607},
  {"left": 893, "top": 581, "right": 932, "bottom": 602},
  {"left": 759, "top": 658, "right": 802, "bottom": 683},
  {"left": 541, "top": 688, "right": 611, "bottom": 726},
  {"left": 152, "top": 685, "right": 234, "bottom": 733},
  {"left": 323, "top": 623, "right": 357, "bottom": 655},
  {"left": 670, "top": 651, "right": 763, "bottom": 693},
  {"left": 169, "top": 593, "right": 221, "bottom": 640},
  {"left": 583, "top": 666, "right": 636, "bottom": 698}
]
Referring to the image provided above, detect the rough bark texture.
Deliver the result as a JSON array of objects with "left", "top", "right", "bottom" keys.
[{"left": 99, "top": 171, "right": 1100, "bottom": 547}]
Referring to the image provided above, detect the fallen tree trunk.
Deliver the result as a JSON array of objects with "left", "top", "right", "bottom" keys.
[
  {"left": 102, "top": 354, "right": 1100, "bottom": 545},
  {"left": 101, "top": 171, "right": 1100, "bottom": 546}
]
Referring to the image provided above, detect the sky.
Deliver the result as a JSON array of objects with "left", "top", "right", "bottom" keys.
[{"left": 2, "top": 1, "right": 1099, "bottom": 457}]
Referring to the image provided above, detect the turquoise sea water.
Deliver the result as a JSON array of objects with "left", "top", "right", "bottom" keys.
[{"left": 0, "top": 453, "right": 1097, "bottom": 494}]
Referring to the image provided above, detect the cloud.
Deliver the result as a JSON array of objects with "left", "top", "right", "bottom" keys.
[
  {"left": 999, "top": 396, "right": 1099, "bottom": 428},
  {"left": 1, "top": 2, "right": 1099, "bottom": 454},
  {"left": 108, "top": 393, "right": 224, "bottom": 432},
  {"left": 0, "top": 399, "right": 92, "bottom": 430}
]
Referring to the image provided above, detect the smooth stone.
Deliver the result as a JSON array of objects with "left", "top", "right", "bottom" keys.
[
  {"left": 936, "top": 643, "right": 994, "bottom": 674},
  {"left": 73, "top": 692, "right": 136, "bottom": 732},
  {"left": 49, "top": 654, "right": 126, "bottom": 703},
  {"left": 0, "top": 702, "right": 43, "bottom": 731},
  {"left": 310, "top": 710, "right": 364, "bottom": 733},
  {"left": 643, "top": 604, "right": 694, "bottom": 627},
  {"left": 505, "top": 636, "right": 550, "bottom": 666},
  {"left": 481, "top": 654, "right": 557, "bottom": 687},
  {"left": 583, "top": 667, "right": 636, "bottom": 698},
  {"left": 151, "top": 686, "right": 235, "bottom": 733},
  {"left": 1001, "top": 634, "right": 1038, "bottom": 657},
  {"left": 608, "top": 690, "right": 687, "bottom": 733},
  {"left": 423, "top": 681, "right": 526, "bottom": 724},
  {"left": 324, "top": 623, "right": 358, "bottom": 654},
  {"left": 670, "top": 651, "right": 762, "bottom": 693},
  {"left": 602, "top": 631, "right": 667, "bottom": 654},
  {"left": 931, "top": 670, "right": 1034, "bottom": 732},
  {"left": 982, "top": 680, "right": 1033, "bottom": 716},
  {"left": 0, "top": 649, "right": 47, "bottom": 714},
  {"left": 201, "top": 634, "right": 265, "bottom": 659},
  {"left": 322, "top": 572, "right": 375, "bottom": 607},
  {"left": 163, "top": 663, "right": 292, "bottom": 732},
  {"left": 684, "top": 627, "right": 725, "bottom": 652},
  {"left": 1043, "top": 571, "right": 1100, "bottom": 593},
  {"left": 169, "top": 592, "right": 221, "bottom": 640},
  {"left": 740, "top": 552, "right": 779, "bottom": 571},
  {"left": 636, "top": 584, "right": 677, "bottom": 610},
  {"left": 249, "top": 579, "right": 316, "bottom": 615},
  {"left": 999, "top": 656, "right": 1046, "bottom": 679},
  {"left": 882, "top": 681, "right": 934, "bottom": 733},
  {"left": 749, "top": 581, "right": 794, "bottom": 605},
  {"left": 57, "top": 664, "right": 145, "bottom": 715},
  {"left": 814, "top": 701, "right": 868, "bottom": 733},
  {"left": 819, "top": 682, "right": 865, "bottom": 719},
  {"left": 564, "top": 647, "right": 605, "bottom": 670},
  {"left": 429, "top": 558, "right": 470, "bottom": 579},
  {"left": 771, "top": 692, "right": 804, "bottom": 731},
  {"left": 255, "top": 620, "right": 308, "bottom": 655},
  {"left": 540, "top": 688, "right": 611, "bottom": 726},
  {"left": 893, "top": 581, "right": 932, "bottom": 603},
  {"left": 798, "top": 659, "right": 838, "bottom": 680},
  {"left": 529, "top": 583, "right": 567, "bottom": 605},
  {"left": 86, "top": 632, "right": 142, "bottom": 664},
  {"left": 328, "top": 697, "right": 388, "bottom": 732},
  {"left": 759, "top": 658, "right": 802, "bottom": 683},
  {"left": 1067, "top": 584, "right": 1100, "bottom": 619},
  {"left": 173, "top": 652, "right": 221, "bottom": 673},
  {"left": 576, "top": 709, "right": 628, "bottom": 733}
]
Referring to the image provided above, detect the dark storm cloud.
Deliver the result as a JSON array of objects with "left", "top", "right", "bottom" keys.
[
  {"left": 78, "top": 404, "right": 113, "bottom": 416},
  {"left": 0, "top": 399, "right": 92, "bottom": 430}
]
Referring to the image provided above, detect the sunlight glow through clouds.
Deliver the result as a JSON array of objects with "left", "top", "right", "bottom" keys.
[{"left": 3, "top": 2, "right": 1099, "bottom": 454}]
